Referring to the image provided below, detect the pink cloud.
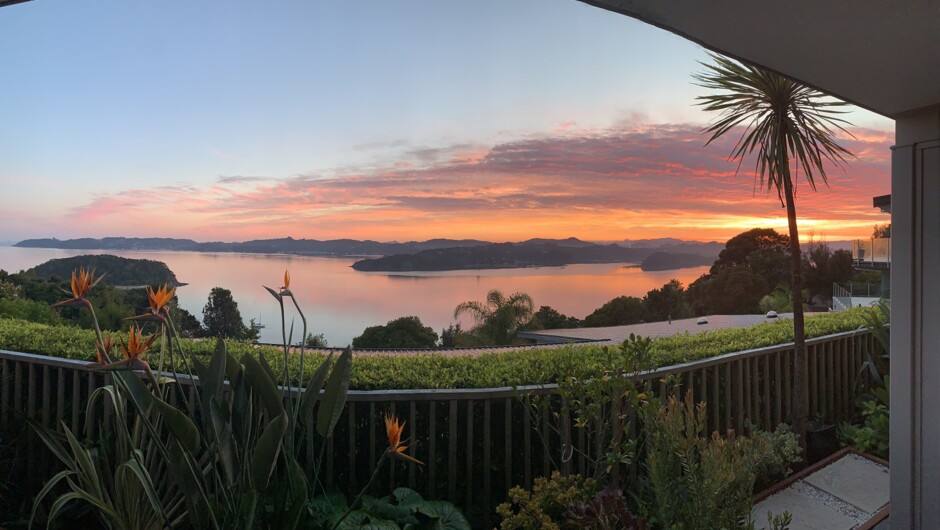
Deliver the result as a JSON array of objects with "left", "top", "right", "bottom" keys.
[{"left": 55, "top": 123, "right": 893, "bottom": 242}]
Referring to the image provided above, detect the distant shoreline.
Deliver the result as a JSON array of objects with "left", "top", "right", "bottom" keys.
[{"left": 14, "top": 236, "right": 727, "bottom": 273}]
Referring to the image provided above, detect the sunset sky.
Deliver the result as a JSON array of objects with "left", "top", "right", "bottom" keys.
[{"left": 0, "top": 0, "right": 894, "bottom": 244}]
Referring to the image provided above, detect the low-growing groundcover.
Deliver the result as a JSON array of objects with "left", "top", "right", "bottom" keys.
[{"left": 0, "top": 308, "right": 870, "bottom": 390}]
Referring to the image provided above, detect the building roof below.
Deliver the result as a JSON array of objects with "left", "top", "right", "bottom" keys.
[{"left": 519, "top": 313, "right": 794, "bottom": 345}]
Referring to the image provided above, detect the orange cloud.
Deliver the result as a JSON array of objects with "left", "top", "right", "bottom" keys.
[{"left": 59, "top": 123, "right": 892, "bottom": 243}]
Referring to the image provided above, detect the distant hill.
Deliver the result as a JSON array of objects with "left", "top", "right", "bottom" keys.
[
  {"left": 639, "top": 251, "right": 714, "bottom": 271},
  {"left": 15, "top": 236, "right": 490, "bottom": 257},
  {"left": 27, "top": 254, "right": 180, "bottom": 287},
  {"left": 352, "top": 241, "right": 676, "bottom": 272},
  {"left": 16, "top": 236, "right": 730, "bottom": 272}
]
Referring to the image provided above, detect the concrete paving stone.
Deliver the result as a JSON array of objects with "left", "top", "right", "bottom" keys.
[
  {"left": 803, "top": 454, "right": 890, "bottom": 513},
  {"left": 753, "top": 488, "right": 857, "bottom": 530}
]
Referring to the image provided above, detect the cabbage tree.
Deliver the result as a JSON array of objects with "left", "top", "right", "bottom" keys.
[{"left": 695, "top": 54, "right": 854, "bottom": 440}]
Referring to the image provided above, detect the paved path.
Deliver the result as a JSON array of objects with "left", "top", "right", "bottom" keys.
[{"left": 753, "top": 452, "right": 889, "bottom": 530}]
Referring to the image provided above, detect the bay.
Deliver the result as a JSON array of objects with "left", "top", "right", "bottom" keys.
[{"left": 0, "top": 246, "right": 709, "bottom": 346}]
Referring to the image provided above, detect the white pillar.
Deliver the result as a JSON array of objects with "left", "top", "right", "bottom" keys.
[{"left": 891, "top": 104, "right": 940, "bottom": 528}]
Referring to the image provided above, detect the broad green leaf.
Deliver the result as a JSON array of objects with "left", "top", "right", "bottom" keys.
[
  {"left": 191, "top": 356, "right": 209, "bottom": 382},
  {"left": 113, "top": 370, "right": 154, "bottom": 414},
  {"left": 362, "top": 495, "right": 419, "bottom": 525},
  {"left": 242, "top": 354, "right": 284, "bottom": 415},
  {"left": 202, "top": 338, "right": 227, "bottom": 413},
  {"left": 224, "top": 352, "right": 243, "bottom": 385},
  {"left": 210, "top": 395, "right": 236, "bottom": 485},
  {"left": 250, "top": 412, "right": 288, "bottom": 490},
  {"left": 336, "top": 511, "right": 399, "bottom": 530},
  {"left": 419, "top": 501, "right": 472, "bottom": 530},
  {"left": 318, "top": 346, "right": 352, "bottom": 437},
  {"left": 392, "top": 487, "right": 424, "bottom": 508},
  {"left": 263, "top": 285, "right": 282, "bottom": 301},
  {"left": 166, "top": 439, "right": 212, "bottom": 527},
  {"left": 153, "top": 397, "right": 201, "bottom": 453},
  {"left": 300, "top": 351, "right": 334, "bottom": 420},
  {"left": 259, "top": 353, "right": 280, "bottom": 387}
]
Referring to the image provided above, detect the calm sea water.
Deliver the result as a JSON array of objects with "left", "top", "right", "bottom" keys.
[{"left": 0, "top": 246, "right": 709, "bottom": 346}]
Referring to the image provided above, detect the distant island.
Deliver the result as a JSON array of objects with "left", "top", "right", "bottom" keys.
[
  {"left": 15, "top": 236, "right": 724, "bottom": 272},
  {"left": 639, "top": 251, "right": 715, "bottom": 271},
  {"left": 351, "top": 240, "right": 716, "bottom": 272},
  {"left": 27, "top": 254, "right": 181, "bottom": 287}
]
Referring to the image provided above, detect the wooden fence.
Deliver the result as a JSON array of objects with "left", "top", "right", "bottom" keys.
[{"left": 0, "top": 327, "right": 878, "bottom": 523}]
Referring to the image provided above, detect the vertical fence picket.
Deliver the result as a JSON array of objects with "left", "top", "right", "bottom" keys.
[
  {"left": 827, "top": 340, "right": 835, "bottom": 421},
  {"left": 388, "top": 402, "right": 395, "bottom": 490},
  {"left": 1, "top": 360, "right": 8, "bottom": 426},
  {"left": 711, "top": 365, "right": 720, "bottom": 433},
  {"left": 578, "top": 393, "right": 586, "bottom": 474},
  {"left": 842, "top": 338, "right": 852, "bottom": 419},
  {"left": 429, "top": 401, "right": 436, "bottom": 498},
  {"left": 735, "top": 360, "right": 744, "bottom": 432},
  {"left": 85, "top": 371, "right": 94, "bottom": 437},
  {"left": 483, "top": 399, "right": 491, "bottom": 518},
  {"left": 504, "top": 398, "right": 512, "bottom": 495},
  {"left": 762, "top": 354, "right": 771, "bottom": 431},
  {"left": 55, "top": 367, "right": 65, "bottom": 431},
  {"left": 348, "top": 402, "right": 356, "bottom": 488},
  {"left": 13, "top": 362, "right": 23, "bottom": 425},
  {"left": 541, "top": 397, "right": 550, "bottom": 477},
  {"left": 465, "top": 400, "right": 473, "bottom": 507},
  {"left": 41, "top": 365, "right": 50, "bottom": 428},
  {"left": 774, "top": 351, "right": 782, "bottom": 426},
  {"left": 71, "top": 369, "right": 80, "bottom": 433},
  {"left": 751, "top": 356, "right": 760, "bottom": 432},
  {"left": 448, "top": 400, "right": 457, "bottom": 502},
  {"left": 783, "top": 348, "right": 792, "bottom": 421},
  {"left": 560, "top": 396, "right": 571, "bottom": 476},
  {"left": 724, "top": 362, "right": 732, "bottom": 432},
  {"left": 409, "top": 400, "right": 417, "bottom": 489},
  {"left": 523, "top": 395, "right": 531, "bottom": 488},
  {"left": 743, "top": 358, "right": 752, "bottom": 428},
  {"left": 805, "top": 347, "right": 819, "bottom": 418},
  {"left": 370, "top": 401, "right": 377, "bottom": 487},
  {"left": 27, "top": 364, "right": 37, "bottom": 426}
]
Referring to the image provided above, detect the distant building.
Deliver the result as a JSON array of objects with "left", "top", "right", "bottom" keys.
[{"left": 834, "top": 195, "right": 891, "bottom": 310}]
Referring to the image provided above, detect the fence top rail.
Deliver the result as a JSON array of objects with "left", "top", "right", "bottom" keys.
[{"left": 0, "top": 326, "right": 870, "bottom": 400}]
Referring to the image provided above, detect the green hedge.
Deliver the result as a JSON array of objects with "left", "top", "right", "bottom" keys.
[{"left": 0, "top": 308, "right": 871, "bottom": 390}]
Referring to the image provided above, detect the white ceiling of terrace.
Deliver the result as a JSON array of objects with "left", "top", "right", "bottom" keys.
[{"left": 579, "top": 0, "right": 940, "bottom": 118}]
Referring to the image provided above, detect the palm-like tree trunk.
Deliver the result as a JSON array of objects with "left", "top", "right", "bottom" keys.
[
  {"left": 777, "top": 115, "right": 808, "bottom": 443},
  {"left": 696, "top": 54, "right": 853, "bottom": 449},
  {"left": 783, "top": 177, "right": 807, "bottom": 442}
]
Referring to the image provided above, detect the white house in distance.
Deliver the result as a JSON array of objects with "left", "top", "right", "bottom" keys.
[{"left": 575, "top": 1, "right": 940, "bottom": 527}]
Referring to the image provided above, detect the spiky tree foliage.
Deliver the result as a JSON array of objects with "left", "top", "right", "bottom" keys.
[
  {"left": 453, "top": 289, "right": 534, "bottom": 345},
  {"left": 695, "top": 54, "right": 854, "bottom": 440}
]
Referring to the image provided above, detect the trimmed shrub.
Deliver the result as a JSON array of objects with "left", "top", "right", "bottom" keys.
[{"left": 0, "top": 307, "right": 870, "bottom": 390}]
